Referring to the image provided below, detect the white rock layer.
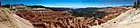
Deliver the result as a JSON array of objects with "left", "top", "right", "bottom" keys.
[
  {"left": 102, "top": 8, "right": 140, "bottom": 28},
  {"left": 0, "top": 8, "right": 34, "bottom": 28}
]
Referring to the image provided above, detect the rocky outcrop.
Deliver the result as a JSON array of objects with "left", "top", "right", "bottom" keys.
[
  {"left": 0, "top": 8, "right": 34, "bottom": 28},
  {"left": 102, "top": 8, "right": 140, "bottom": 28}
]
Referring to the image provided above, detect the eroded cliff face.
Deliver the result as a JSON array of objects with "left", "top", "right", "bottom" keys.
[
  {"left": 15, "top": 9, "right": 97, "bottom": 28},
  {"left": 14, "top": 7, "right": 130, "bottom": 28}
]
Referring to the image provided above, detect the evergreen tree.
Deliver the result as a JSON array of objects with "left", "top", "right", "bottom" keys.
[
  {"left": 133, "top": 0, "right": 140, "bottom": 8},
  {"left": 133, "top": 1, "right": 137, "bottom": 8}
]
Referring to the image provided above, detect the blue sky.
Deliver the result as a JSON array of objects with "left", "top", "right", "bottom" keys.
[{"left": 2, "top": 0, "right": 135, "bottom": 8}]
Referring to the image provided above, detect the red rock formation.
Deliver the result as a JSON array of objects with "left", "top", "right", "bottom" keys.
[
  {"left": 15, "top": 9, "right": 99, "bottom": 28},
  {"left": 15, "top": 7, "right": 130, "bottom": 28}
]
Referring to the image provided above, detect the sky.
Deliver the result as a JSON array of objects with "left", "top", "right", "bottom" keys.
[{"left": 2, "top": 0, "right": 136, "bottom": 8}]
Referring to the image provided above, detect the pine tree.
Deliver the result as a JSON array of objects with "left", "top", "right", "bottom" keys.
[
  {"left": 133, "top": 2, "right": 137, "bottom": 8},
  {"left": 137, "top": 0, "right": 140, "bottom": 8},
  {"left": 133, "top": 0, "right": 140, "bottom": 8}
]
